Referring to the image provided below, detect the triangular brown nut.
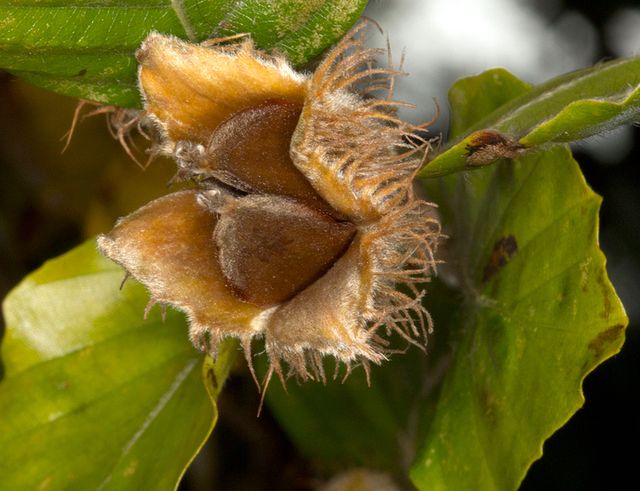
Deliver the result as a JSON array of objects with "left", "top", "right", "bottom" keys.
[
  {"left": 215, "top": 195, "right": 356, "bottom": 307},
  {"left": 202, "top": 99, "right": 335, "bottom": 215}
]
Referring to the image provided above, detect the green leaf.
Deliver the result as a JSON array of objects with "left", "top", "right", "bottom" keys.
[
  {"left": 0, "top": 0, "right": 368, "bottom": 107},
  {"left": 410, "top": 70, "right": 628, "bottom": 490},
  {"left": 0, "top": 239, "right": 237, "bottom": 491},
  {"left": 262, "top": 69, "right": 628, "bottom": 491},
  {"left": 421, "top": 57, "right": 640, "bottom": 178}
]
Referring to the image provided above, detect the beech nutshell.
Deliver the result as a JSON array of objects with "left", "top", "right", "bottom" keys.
[{"left": 97, "top": 23, "right": 441, "bottom": 389}]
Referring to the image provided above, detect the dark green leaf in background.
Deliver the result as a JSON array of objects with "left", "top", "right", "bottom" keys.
[
  {"left": 0, "top": 0, "right": 368, "bottom": 107},
  {"left": 0, "top": 240, "right": 237, "bottom": 490},
  {"left": 263, "top": 69, "right": 628, "bottom": 491}
]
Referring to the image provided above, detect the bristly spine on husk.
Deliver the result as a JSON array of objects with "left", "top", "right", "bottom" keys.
[
  {"left": 276, "top": 23, "right": 440, "bottom": 382},
  {"left": 94, "top": 20, "right": 441, "bottom": 397}
]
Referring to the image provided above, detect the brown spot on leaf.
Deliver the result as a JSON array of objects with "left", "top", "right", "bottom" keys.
[
  {"left": 74, "top": 69, "right": 87, "bottom": 77},
  {"left": 206, "top": 365, "right": 218, "bottom": 392},
  {"left": 596, "top": 271, "right": 613, "bottom": 320},
  {"left": 466, "top": 130, "right": 526, "bottom": 166},
  {"left": 482, "top": 235, "right": 518, "bottom": 283},
  {"left": 479, "top": 385, "right": 498, "bottom": 426},
  {"left": 588, "top": 324, "right": 625, "bottom": 360}
]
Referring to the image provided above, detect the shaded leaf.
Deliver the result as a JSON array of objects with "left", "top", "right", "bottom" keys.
[
  {"left": 422, "top": 57, "right": 640, "bottom": 177},
  {"left": 262, "top": 69, "right": 628, "bottom": 491},
  {"left": 264, "top": 351, "right": 422, "bottom": 473},
  {"left": 0, "top": 240, "right": 236, "bottom": 490},
  {"left": 0, "top": 0, "right": 368, "bottom": 107},
  {"left": 261, "top": 280, "right": 460, "bottom": 477}
]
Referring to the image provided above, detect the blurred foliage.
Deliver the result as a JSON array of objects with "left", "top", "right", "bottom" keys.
[{"left": 0, "top": 75, "right": 174, "bottom": 300}]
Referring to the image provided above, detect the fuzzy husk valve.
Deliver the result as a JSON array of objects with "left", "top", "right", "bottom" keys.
[{"left": 97, "top": 22, "right": 441, "bottom": 391}]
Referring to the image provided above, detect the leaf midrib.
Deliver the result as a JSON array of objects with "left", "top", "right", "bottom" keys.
[{"left": 96, "top": 357, "right": 199, "bottom": 491}]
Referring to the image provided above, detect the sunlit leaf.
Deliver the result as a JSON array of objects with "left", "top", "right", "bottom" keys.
[
  {"left": 0, "top": 0, "right": 368, "bottom": 107},
  {"left": 0, "top": 240, "right": 236, "bottom": 490},
  {"left": 421, "top": 57, "right": 640, "bottom": 178}
]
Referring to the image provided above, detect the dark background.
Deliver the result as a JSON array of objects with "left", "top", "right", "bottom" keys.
[{"left": 1, "top": 0, "right": 638, "bottom": 489}]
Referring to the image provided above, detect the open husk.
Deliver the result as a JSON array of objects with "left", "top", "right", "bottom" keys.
[{"left": 97, "top": 22, "right": 441, "bottom": 391}]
